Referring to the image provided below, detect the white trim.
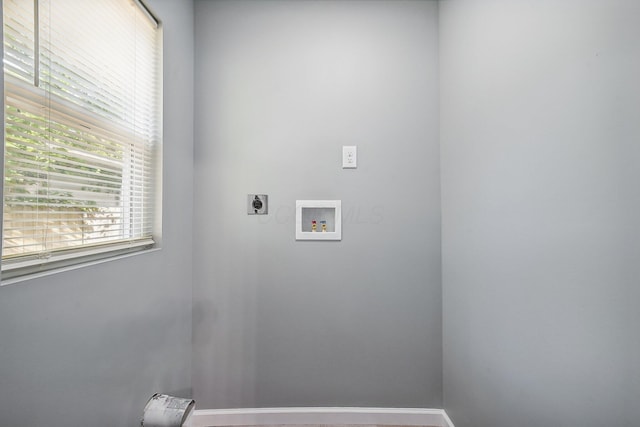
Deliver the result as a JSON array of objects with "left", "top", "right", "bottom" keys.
[
  {"left": 191, "top": 407, "right": 454, "bottom": 427},
  {"left": 441, "top": 410, "right": 455, "bottom": 427},
  {"left": 2, "top": 238, "right": 154, "bottom": 271},
  {"left": 0, "top": 247, "right": 161, "bottom": 287}
]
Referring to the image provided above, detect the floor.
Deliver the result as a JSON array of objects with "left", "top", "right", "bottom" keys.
[{"left": 229, "top": 425, "right": 437, "bottom": 427}]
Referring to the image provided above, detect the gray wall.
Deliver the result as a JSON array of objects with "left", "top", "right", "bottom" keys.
[
  {"left": 0, "top": 1, "right": 194, "bottom": 426},
  {"left": 193, "top": 0, "right": 441, "bottom": 409},
  {"left": 440, "top": 1, "right": 640, "bottom": 427},
  {"left": 6, "top": 1, "right": 637, "bottom": 424}
]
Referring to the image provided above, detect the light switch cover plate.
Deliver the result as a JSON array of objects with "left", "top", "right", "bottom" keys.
[{"left": 342, "top": 146, "right": 357, "bottom": 168}]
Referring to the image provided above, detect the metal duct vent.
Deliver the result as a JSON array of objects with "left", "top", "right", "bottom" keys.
[{"left": 142, "top": 394, "right": 195, "bottom": 427}]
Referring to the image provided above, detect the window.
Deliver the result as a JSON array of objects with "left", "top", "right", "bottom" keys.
[{"left": 2, "top": 0, "right": 161, "bottom": 280}]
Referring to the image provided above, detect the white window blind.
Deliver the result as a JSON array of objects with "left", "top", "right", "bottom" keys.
[{"left": 2, "top": 0, "right": 161, "bottom": 278}]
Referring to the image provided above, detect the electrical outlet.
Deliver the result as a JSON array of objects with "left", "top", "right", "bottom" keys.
[
  {"left": 247, "top": 194, "right": 268, "bottom": 215},
  {"left": 343, "top": 146, "right": 357, "bottom": 168}
]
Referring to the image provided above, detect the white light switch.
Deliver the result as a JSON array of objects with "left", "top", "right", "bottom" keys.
[{"left": 342, "top": 146, "right": 357, "bottom": 169}]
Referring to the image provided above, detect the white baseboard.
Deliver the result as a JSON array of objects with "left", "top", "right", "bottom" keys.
[{"left": 190, "top": 407, "right": 454, "bottom": 427}]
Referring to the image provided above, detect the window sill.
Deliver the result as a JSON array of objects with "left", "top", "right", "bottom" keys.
[{"left": 1, "top": 245, "right": 161, "bottom": 287}]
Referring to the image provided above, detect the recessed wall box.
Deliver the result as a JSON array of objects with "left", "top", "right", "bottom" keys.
[
  {"left": 248, "top": 194, "right": 268, "bottom": 215},
  {"left": 296, "top": 200, "right": 341, "bottom": 240}
]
